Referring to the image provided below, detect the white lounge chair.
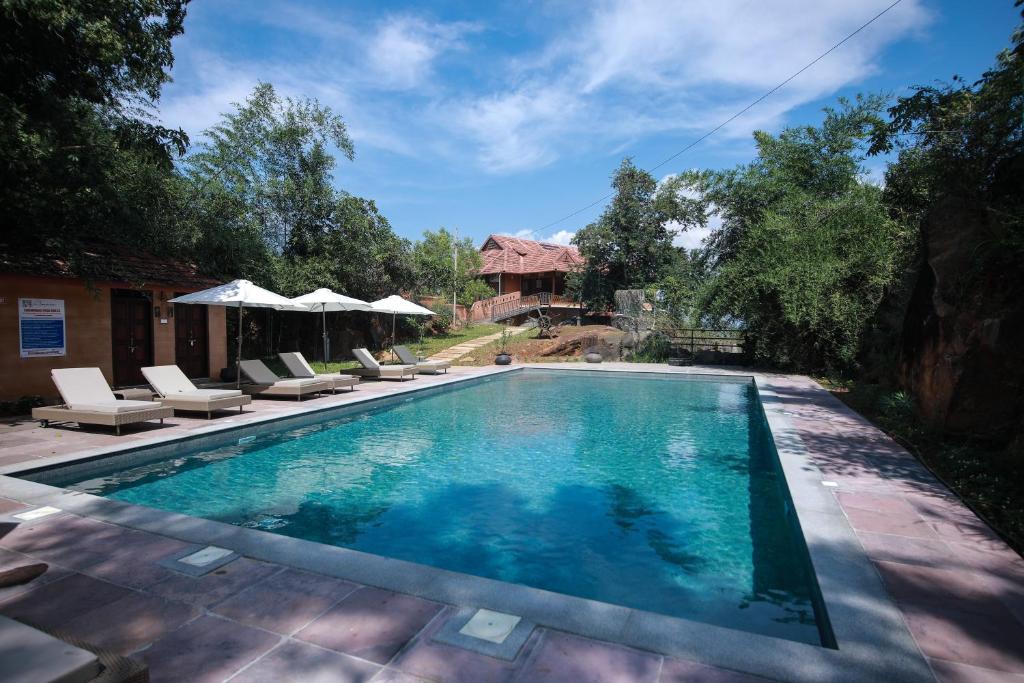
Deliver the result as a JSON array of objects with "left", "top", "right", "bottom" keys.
[
  {"left": 393, "top": 346, "right": 450, "bottom": 374},
  {"left": 349, "top": 348, "right": 418, "bottom": 381},
  {"left": 239, "top": 360, "right": 330, "bottom": 400},
  {"left": 142, "top": 365, "right": 252, "bottom": 418},
  {"left": 277, "top": 352, "right": 359, "bottom": 392},
  {"left": 32, "top": 367, "right": 172, "bottom": 435}
]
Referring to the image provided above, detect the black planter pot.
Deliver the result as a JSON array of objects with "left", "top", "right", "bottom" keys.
[{"left": 495, "top": 353, "right": 512, "bottom": 366}]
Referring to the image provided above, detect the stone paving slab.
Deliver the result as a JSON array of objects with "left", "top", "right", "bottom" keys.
[
  {"left": 428, "top": 326, "right": 528, "bottom": 362},
  {"left": 230, "top": 640, "right": 381, "bottom": 683},
  {"left": 296, "top": 586, "right": 444, "bottom": 664},
  {"left": 213, "top": 567, "right": 359, "bottom": 636}
]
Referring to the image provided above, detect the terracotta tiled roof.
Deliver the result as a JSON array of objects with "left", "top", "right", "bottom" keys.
[
  {"left": 0, "top": 242, "right": 221, "bottom": 289},
  {"left": 477, "top": 234, "right": 584, "bottom": 276}
]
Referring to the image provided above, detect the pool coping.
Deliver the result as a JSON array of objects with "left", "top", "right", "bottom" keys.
[{"left": 0, "top": 365, "right": 932, "bottom": 682}]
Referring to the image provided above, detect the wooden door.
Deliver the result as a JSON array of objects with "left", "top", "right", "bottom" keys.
[
  {"left": 111, "top": 293, "right": 153, "bottom": 386},
  {"left": 174, "top": 301, "right": 209, "bottom": 379}
]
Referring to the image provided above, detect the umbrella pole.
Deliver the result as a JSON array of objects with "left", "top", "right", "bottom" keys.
[
  {"left": 322, "top": 309, "right": 328, "bottom": 372},
  {"left": 236, "top": 301, "right": 243, "bottom": 388},
  {"left": 391, "top": 312, "right": 396, "bottom": 362}
]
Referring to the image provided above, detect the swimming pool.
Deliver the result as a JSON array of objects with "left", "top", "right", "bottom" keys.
[{"left": 47, "top": 369, "right": 825, "bottom": 644}]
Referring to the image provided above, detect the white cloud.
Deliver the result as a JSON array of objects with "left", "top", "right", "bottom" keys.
[
  {"left": 159, "top": 0, "right": 929, "bottom": 180},
  {"left": 503, "top": 229, "right": 575, "bottom": 245},
  {"left": 445, "top": 0, "right": 928, "bottom": 172},
  {"left": 544, "top": 230, "right": 576, "bottom": 246},
  {"left": 367, "top": 16, "right": 479, "bottom": 90}
]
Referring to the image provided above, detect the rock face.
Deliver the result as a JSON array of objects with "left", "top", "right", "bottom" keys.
[{"left": 898, "top": 196, "right": 1023, "bottom": 442}]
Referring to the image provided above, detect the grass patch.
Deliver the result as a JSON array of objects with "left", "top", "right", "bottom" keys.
[
  {"left": 820, "top": 378, "right": 1023, "bottom": 553},
  {"left": 407, "top": 323, "right": 504, "bottom": 358},
  {"left": 261, "top": 323, "right": 506, "bottom": 375}
]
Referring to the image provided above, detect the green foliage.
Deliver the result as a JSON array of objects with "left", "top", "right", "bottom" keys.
[
  {"left": 694, "top": 96, "right": 912, "bottom": 373},
  {"left": 872, "top": 8, "right": 1023, "bottom": 282},
  {"left": 412, "top": 228, "right": 482, "bottom": 302},
  {"left": 647, "top": 249, "right": 707, "bottom": 327},
  {"left": 630, "top": 332, "right": 672, "bottom": 362},
  {"left": 0, "top": 0, "right": 189, "bottom": 255},
  {"left": 427, "top": 302, "right": 454, "bottom": 333},
  {"left": 458, "top": 278, "right": 495, "bottom": 308},
  {"left": 571, "top": 158, "right": 704, "bottom": 310},
  {"left": 496, "top": 328, "right": 511, "bottom": 355}
]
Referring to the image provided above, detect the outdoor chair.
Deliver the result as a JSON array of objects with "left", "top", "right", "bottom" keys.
[
  {"left": 32, "top": 367, "right": 172, "bottom": 435},
  {"left": 393, "top": 346, "right": 450, "bottom": 374},
  {"left": 142, "top": 365, "right": 252, "bottom": 418},
  {"left": 277, "top": 352, "right": 359, "bottom": 392},
  {"left": 349, "top": 348, "right": 418, "bottom": 381},
  {"left": 239, "top": 360, "right": 330, "bottom": 400}
]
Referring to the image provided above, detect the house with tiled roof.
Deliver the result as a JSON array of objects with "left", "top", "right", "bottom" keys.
[{"left": 476, "top": 234, "right": 584, "bottom": 297}]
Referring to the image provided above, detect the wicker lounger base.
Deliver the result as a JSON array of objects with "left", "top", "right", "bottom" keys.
[
  {"left": 323, "top": 376, "right": 359, "bottom": 392},
  {"left": 242, "top": 381, "right": 331, "bottom": 400},
  {"left": 157, "top": 394, "right": 252, "bottom": 418},
  {"left": 349, "top": 369, "right": 417, "bottom": 381},
  {"left": 15, "top": 617, "right": 149, "bottom": 683},
  {"left": 416, "top": 364, "right": 449, "bottom": 374},
  {"left": 32, "top": 405, "right": 173, "bottom": 436}
]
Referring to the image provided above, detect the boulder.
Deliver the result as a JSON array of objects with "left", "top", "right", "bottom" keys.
[{"left": 898, "top": 196, "right": 1023, "bottom": 441}]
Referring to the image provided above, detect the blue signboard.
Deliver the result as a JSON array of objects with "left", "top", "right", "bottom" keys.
[{"left": 19, "top": 298, "right": 66, "bottom": 358}]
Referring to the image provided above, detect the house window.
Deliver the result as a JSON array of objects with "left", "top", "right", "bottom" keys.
[{"left": 535, "top": 279, "right": 542, "bottom": 288}]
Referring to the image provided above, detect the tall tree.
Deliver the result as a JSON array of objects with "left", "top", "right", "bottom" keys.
[
  {"left": 570, "top": 159, "right": 700, "bottom": 310},
  {"left": 412, "top": 228, "right": 481, "bottom": 301},
  {"left": 693, "top": 96, "right": 912, "bottom": 372},
  {"left": 0, "top": 0, "right": 189, "bottom": 254},
  {"left": 181, "top": 82, "right": 354, "bottom": 260}
]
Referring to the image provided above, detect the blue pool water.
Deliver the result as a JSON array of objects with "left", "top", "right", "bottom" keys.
[{"left": 55, "top": 370, "right": 822, "bottom": 644}]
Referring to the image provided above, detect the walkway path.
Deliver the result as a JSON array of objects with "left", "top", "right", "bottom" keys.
[{"left": 428, "top": 325, "right": 529, "bottom": 362}]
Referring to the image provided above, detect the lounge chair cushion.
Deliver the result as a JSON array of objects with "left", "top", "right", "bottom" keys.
[
  {"left": 352, "top": 348, "right": 380, "bottom": 369},
  {"left": 269, "top": 378, "right": 326, "bottom": 388},
  {"left": 185, "top": 388, "right": 244, "bottom": 399},
  {"left": 143, "top": 365, "right": 243, "bottom": 401},
  {"left": 239, "top": 360, "right": 283, "bottom": 384},
  {"left": 71, "top": 400, "right": 159, "bottom": 414},
  {"left": 50, "top": 368, "right": 119, "bottom": 409},
  {"left": 141, "top": 365, "right": 196, "bottom": 395},
  {"left": 278, "top": 352, "right": 319, "bottom": 378},
  {"left": 393, "top": 346, "right": 425, "bottom": 365}
]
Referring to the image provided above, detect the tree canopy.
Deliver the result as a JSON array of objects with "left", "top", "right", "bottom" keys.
[
  {"left": 0, "top": 0, "right": 189, "bottom": 254},
  {"left": 569, "top": 159, "right": 702, "bottom": 310}
]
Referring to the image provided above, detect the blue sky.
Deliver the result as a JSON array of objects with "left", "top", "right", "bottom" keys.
[{"left": 157, "top": 1, "right": 1019, "bottom": 248}]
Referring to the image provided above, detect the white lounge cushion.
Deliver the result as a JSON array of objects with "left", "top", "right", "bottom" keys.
[
  {"left": 71, "top": 400, "right": 160, "bottom": 414},
  {"left": 183, "top": 389, "right": 243, "bottom": 399},
  {"left": 141, "top": 365, "right": 196, "bottom": 395},
  {"left": 271, "top": 378, "right": 327, "bottom": 388},
  {"left": 51, "top": 368, "right": 118, "bottom": 409}
]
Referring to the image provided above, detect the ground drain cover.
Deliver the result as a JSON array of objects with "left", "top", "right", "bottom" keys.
[
  {"left": 434, "top": 607, "right": 534, "bottom": 660},
  {"left": 157, "top": 545, "right": 239, "bottom": 576},
  {"left": 459, "top": 609, "right": 522, "bottom": 644},
  {"left": 12, "top": 506, "right": 62, "bottom": 521}
]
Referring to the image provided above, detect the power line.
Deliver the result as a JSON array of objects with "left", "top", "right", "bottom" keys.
[{"left": 522, "top": 0, "right": 907, "bottom": 239}]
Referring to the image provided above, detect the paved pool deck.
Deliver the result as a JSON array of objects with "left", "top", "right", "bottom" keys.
[{"left": 0, "top": 363, "right": 1020, "bottom": 682}]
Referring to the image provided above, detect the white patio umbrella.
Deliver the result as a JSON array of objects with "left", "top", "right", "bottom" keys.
[
  {"left": 370, "top": 294, "right": 435, "bottom": 361},
  {"left": 169, "top": 279, "right": 308, "bottom": 387},
  {"left": 290, "top": 288, "right": 372, "bottom": 369}
]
